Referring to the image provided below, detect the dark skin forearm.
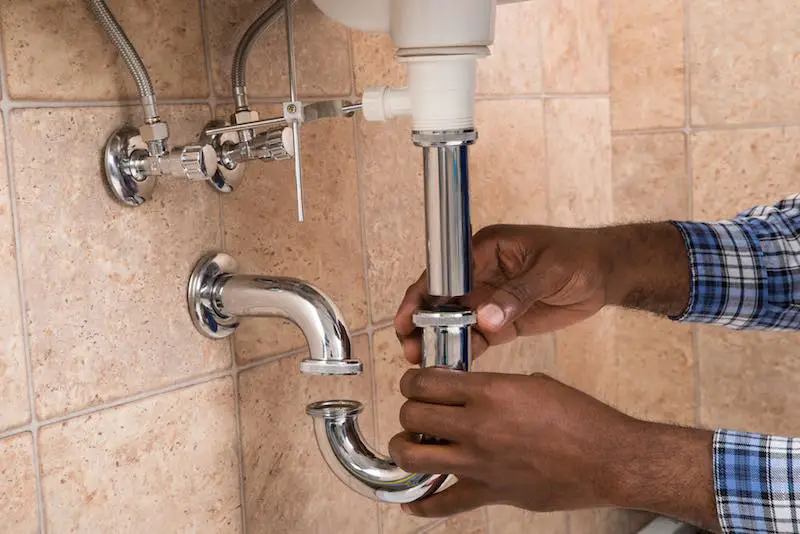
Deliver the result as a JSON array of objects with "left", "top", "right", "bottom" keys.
[
  {"left": 599, "top": 222, "right": 691, "bottom": 316},
  {"left": 612, "top": 422, "right": 720, "bottom": 532}
]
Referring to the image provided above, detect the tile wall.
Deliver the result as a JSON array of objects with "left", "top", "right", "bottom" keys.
[{"left": 0, "top": 0, "right": 797, "bottom": 532}]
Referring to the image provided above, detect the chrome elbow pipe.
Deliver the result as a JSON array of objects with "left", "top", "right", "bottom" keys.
[
  {"left": 307, "top": 307, "right": 476, "bottom": 503},
  {"left": 188, "top": 252, "right": 362, "bottom": 375},
  {"left": 307, "top": 400, "right": 454, "bottom": 503}
]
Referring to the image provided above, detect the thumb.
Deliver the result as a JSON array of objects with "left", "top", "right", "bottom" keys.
[
  {"left": 478, "top": 267, "right": 558, "bottom": 332},
  {"left": 402, "top": 479, "right": 488, "bottom": 518}
]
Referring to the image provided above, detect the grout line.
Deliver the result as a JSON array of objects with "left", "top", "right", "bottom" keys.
[
  {"left": 690, "top": 121, "right": 800, "bottom": 132},
  {"left": 0, "top": 425, "right": 29, "bottom": 441},
  {"left": 605, "top": 0, "right": 619, "bottom": 414},
  {"left": 476, "top": 92, "right": 609, "bottom": 101},
  {"left": 198, "top": 2, "right": 248, "bottom": 531},
  {"left": 683, "top": 0, "right": 702, "bottom": 429},
  {"left": 237, "top": 347, "right": 308, "bottom": 373},
  {"left": 40, "top": 369, "right": 233, "bottom": 429},
  {"left": 417, "top": 518, "right": 447, "bottom": 533},
  {"left": 0, "top": 39, "right": 47, "bottom": 534},
  {"left": 612, "top": 126, "right": 689, "bottom": 137},
  {"left": 198, "top": 0, "right": 218, "bottom": 108},
  {"left": 684, "top": 0, "right": 693, "bottom": 132},
  {"left": 368, "top": 326, "right": 383, "bottom": 534},
  {"left": 536, "top": 0, "right": 559, "bottom": 387},
  {"left": 3, "top": 92, "right": 800, "bottom": 134},
  {"left": 607, "top": 0, "right": 614, "bottom": 132},
  {"left": 350, "top": 110, "right": 384, "bottom": 533},
  {"left": 0, "top": 345, "right": 311, "bottom": 444},
  {"left": 370, "top": 319, "right": 394, "bottom": 333},
  {"left": 230, "top": 335, "right": 249, "bottom": 534},
  {"left": 345, "top": 29, "right": 358, "bottom": 100},
  {"left": 4, "top": 98, "right": 211, "bottom": 110}
]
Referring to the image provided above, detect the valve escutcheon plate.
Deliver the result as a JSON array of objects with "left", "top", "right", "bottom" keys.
[{"left": 187, "top": 252, "right": 241, "bottom": 339}]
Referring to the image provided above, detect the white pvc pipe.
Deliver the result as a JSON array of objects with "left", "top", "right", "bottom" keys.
[{"left": 404, "top": 54, "right": 480, "bottom": 131}]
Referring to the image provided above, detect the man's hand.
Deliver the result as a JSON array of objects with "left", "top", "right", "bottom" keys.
[
  {"left": 395, "top": 223, "right": 690, "bottom": 364},
  {"left": 389, "top": 369, "right": 720, "bottom": 532}
]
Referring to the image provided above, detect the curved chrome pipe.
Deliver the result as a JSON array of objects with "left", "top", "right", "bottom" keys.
[
  {"left": 307, "top": 308, "right": 476, "bottom": 503},
  {"left": 307, "top": 400, "right": 453, "bottom": 503},
  {"left": 188, "top": 252, "right": 362, "bottom": 375}
]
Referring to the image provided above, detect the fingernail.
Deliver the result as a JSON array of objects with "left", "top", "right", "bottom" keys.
[
  {"left": 479, "top": 303, "right": 505, "bottom": 328},
  {"left": 401, "top": 504, "right": 413, "bottom": 515}
]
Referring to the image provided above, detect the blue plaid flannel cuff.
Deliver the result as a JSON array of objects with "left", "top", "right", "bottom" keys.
[
  {"left": 670, "top": 220, "right": 768, "bottom": 328},
  {"left": 714, "top": 429, "right": 800, "bottom": 534}
]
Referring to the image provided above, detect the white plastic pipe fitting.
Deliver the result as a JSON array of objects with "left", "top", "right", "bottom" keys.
[{"left": 362, "top": 87, "right": 411, "bottom": 122}]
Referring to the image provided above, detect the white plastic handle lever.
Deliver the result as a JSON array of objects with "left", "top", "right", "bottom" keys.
[{"left": 284, "top": 0, "right": 304, "bottom": 222}]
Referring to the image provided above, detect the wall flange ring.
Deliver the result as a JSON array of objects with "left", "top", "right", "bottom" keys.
[
  {"left": 187, "top": 252, "right": 241, "bottom": 339},
  {"left": 104, "top": 125, "right": 156, "bottom": 207},
  {"left": 201, "top": 120, "right": 246, "bottom": 193}
]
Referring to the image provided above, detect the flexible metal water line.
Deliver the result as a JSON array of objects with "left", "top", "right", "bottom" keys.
[
  {"left": 86, "top": 0, "right": 159, "bottom": 123},
  {"left": 231, "top": 0, "right": 285, "bottom": 111}
]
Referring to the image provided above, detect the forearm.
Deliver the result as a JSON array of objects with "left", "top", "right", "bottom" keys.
[
  {"left": 596, "top": 195, "right": 800, "bottom": 329},
  {"left": 610, "top": 422, "right": 721, "bottom": 532},
  {"left": 598, "top": 222, "right": 691, "bottom": 316}
]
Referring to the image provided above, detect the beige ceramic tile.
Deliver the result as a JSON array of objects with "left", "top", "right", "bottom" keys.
[
  {"left": 615, "top": 311, "right": 694, "bottom": 425},
  {"left": 373, "top": 328, "right": 409, "bottom": 456},
  {"left": 555, "top": 308, "right": 617, "bottom": 404},
  {"left": 541, "top": 0, "right": 610, "bottom": 93},
  {"left": 372, "top": 327, "right": 436, "bottom": 533},
  {"left": 691, "top": 128, "right": 800, "bottom": 221},
  {"left": 358, "top": 116, "right": 425, "bottom": 323},
  {"left": 473, "top": 334, "right": 555, "bottom": 376},
  {"left": 477, "top": 1, "right": 542, "bottom": 96},
  {"left": 223, "top": 108, "right": 366, "bottom": 362},
  {"left": 612, "top": 133, "right": 688, "bottom": 223},
  {"left": 611, "top": 132, "right": 693, "bottom": 428},
  {"left": 426, "top": 509, "right": 488, "bottom": 534},
  {"left": 0, "top": 434, "right": 39, "bottom": 534},
  {"left": 546, "top": 98, "right": 614, "bottom": 403},
  {"left": 699, "top": 329, "right": 800, "bottom": 436},
  {"left": 569, "top": 508, "right": 654, "bottom": 534},
  {"left": 0, "top": 0, "right": 207, "bottom": 100},
  {"left": 691, "top": 1, "right": 800, "bottom": 125},
  {"left": 238, "top": 337, "right": 378, "bottom": 534},
  {"left": 546, "top": 98, "right": 612, "bottom": 227},
  {"left": 39, "top": 379, "right": 240, "bottom": 533},
  {"left": 487, "top": 506, "right": 568, "bottom": 534},
  {"left": 0, "top": 115, "right": 29, "bottom": 432},
  {"left": 611, "top": 0, "right": 684, "bottom": 130},
  {"left": 352, "top": 32, "right": 406, "bottom": 94},
  {"left": 471, "top": 100, "right": 547, "bottom": 230},
  {"left": 12, "top": 105, "right": 228, "bottom": 419},
  {"left": 205, "top": 0, "right": 351, "bottom": 98}
]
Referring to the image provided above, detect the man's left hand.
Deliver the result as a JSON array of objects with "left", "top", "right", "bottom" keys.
[{"left": 388, "top": 368, "right": 719, "bottom": 532}]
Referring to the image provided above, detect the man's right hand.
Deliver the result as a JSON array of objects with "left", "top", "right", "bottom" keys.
[{"left": 394, "top": 223, "right": 690, "bottom": 364}]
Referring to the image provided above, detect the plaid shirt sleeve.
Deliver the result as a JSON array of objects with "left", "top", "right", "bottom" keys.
[
  {"left": 669, "top": 195, "right": 800, "bottom": 532},
  {"left": 714, "top": 430, "right": 800, "bottom": 533},
  {"left": 671, "top": 194, "right": 800, "bottom": 330}
]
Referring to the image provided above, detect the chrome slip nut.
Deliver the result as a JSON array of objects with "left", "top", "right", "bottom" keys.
[{"left": 139, "top": 121, "right": 169, "bottom": 143}]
